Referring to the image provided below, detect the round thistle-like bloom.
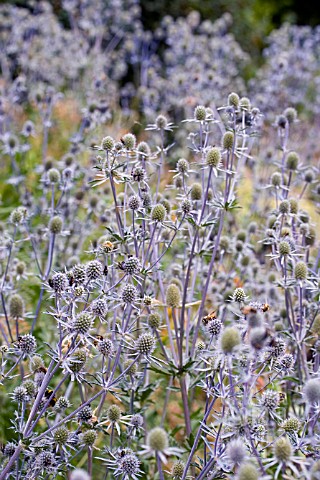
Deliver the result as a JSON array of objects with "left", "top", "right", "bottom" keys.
[
  {"left": 55, "top": 396, "right": 71, "bottom": 410},
  {"left": 207, "top": 319, "right": 222, "bottom": 337},
  {"left": 180, "top": 198, "right": 192, "bottom": 214},
  {"left": 80, "top": 429, "right": 97, "bottom": 446},
  {"left": 86, "top": 260, "right": 103, "bottom": 280},
  {"left": 276, "top": 353, "right": 294, "bottom": 371},
  {"left": 274, "top": 437, "right": 292, "bottom": 463},
  {"left": 16, "top": 261, "right": 26, "bottom": 275},
  {"left": 49, "top": 216, "right": 63, "bottom": 234},
  {"left": 239, "top": 97, "right": 251, "bottom": 111},
  {"left": 91, "top": 298, "right": 107, "bottom": 317},
  {"left": 12, "top": 385, "right": 28, "bottom": 402},
  {"left": 177, "top": 158, "right": 189, "bottom": 173},
  {"left": 151, "top": 204, "right": 166, "bottom": 222},
  {"left": 48, "top": 168, "right": 61, "bottom": 183},
  {"left": 190, "top": 182, "right": 202, "bottom": 201},
  {"left": 304, "top": 169, "right": 314, "bottom": 183},
  {"left": 137, "top": 141, "right": 151, "bottom": 158},
  {"left": 135, "top": 332, "right": 156, "bottom": 355},
  {"left": 160, "top": 198, "right": 171, "bottom": 214},
  {"left": 17, "top": 334, "right": 37, "bottom": 355},
  {"left": 3, "top": 442, "right": 16, "bottom": 457},
  {"left": 166, "top": 284, "right": 181, "bottom": 308},
  {"left": 10, "top": 207, "right": 26, "bottom": 225},
  {"left": 261, "top": 390, "right": 280, "bottom": 410},
  {"left": 50, "top": 272, "right": 68, "bottom": 293},
  {"left": 98, "top": 338, "right": 114, "bottom": 357},
  {"left": 303, "top": 378, "right": 320, "bottom": 405},
  {"left": 72, "top": 312, "right": 93, "bottom": 334},
  {"left": 123, "top": 257, "right": 141, "bottom": 275},
  {"left": 68, "top": 349, "right": 87, "bottom": 373},
  {"left": 295, "top": 262, "right": 307, "bottom": 280},
  {"left": 70, "top": 469, "right": 90, "bottom": 480},
  {"left": 222, "top": 131, "right": 234, "bottom": 150},
  {"left": 194, "top": 105, "right": 206, "bottom": 121},
  {"left": 132, "top": 166, "right": 146, "bottom": 182},
  {"left": 143, "top": 295, "right": 152, "bottom": 306},
  {"left": 36, "top": 451, "right": 55, "bottom": 469},
  {"left": 283, "top": 107, "right": 297, "bottom": 124},
  {"left": 228, "top": 92, "right": 240, "bottom": 108},
  {"left": 226, "top": 439, "right": 246, "bottom": 465},
  {"left": 131, "top": 413, "right": 144, "bottom": 427},
  {"left": 281, "top": 417, "right": 300, "bottom": 433},
  {"left": 286, "top": 151, "right": 299, "bottom": 170},
  {"left": 53, "top": 426, "right": 69, "bottom": 446},
  {"left": 233, "top": 288, "right": 246, "bottom": 303},
  {"left": 101, "top": 136, "right": 114, "bottom": 151},
  {"left": 124, "top": 359, "right": 138, "bottom": 376},
  {"left": 237, "top": 463, "right": 259, "bottom": 480},
  {"left": 120, "top": 454, "right": 141, "bottom": 476},
  {"left": 206, "top": 147, "right": 221, "bottom": 168},
  {"left": 271, "top": 172, "right": 282, "bottom": 187},
  {"left": 289, "top": 198, "right": 298, "bottom": 214},
  {"left": 249, "top": 327, "right": 267, "bottom": 350},
  {"left": 221, "top": 327, "right": 241, "bottom": 354},
  {"left": 279, "top": 241, "right": 291, "bottom": 256},
  {"left": 269, "top": 337, "right": 286, "bottom": 358},
  {"left": 279, "top": 200, "right": 290, "bottom": 214},
  {"left": 9, "top": 294, "right": 24, "bottom": 318},
  {"left": 122, "top": 133, "right": 136, "bottom": 150},
  {"left": 148, "top": 313, "right": 161, "bottom": 329},
  {"left": 72, "top": 264, "right": 86, "bottom": 284},
  {"left": 171, "top": 460, "right": 185, "bottom": 478},
  {"left": 155, "top": 114, "right": 168, "bottom": 130},
  {"left": 23, "top": 380, "right": 36, "bottom": 398},
  {"left": 78, "top": 406, "right": 93, "bottom": 422},
  {"left": 147, "top": 427, "right": 168, "bottom": 451},
  {"left": 128, "top": 194, "right": 141, "bottom": 211},
  {"left": 29, "top": 355, "right": 44, "bottom": 372},
  {"left": 107, "top": 404, "right": 121, "bottom": 422},
  {"left": 121, "top": 284, "right": 138, "bottom": 304}
]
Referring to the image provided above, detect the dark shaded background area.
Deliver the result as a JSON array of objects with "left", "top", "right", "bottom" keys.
[{"left": 1, "top": 0, "right": 319, "bottom": 57}]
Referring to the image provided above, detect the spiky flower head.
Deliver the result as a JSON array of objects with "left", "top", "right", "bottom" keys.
[
  {"left": 72, "top": 312, "right": 93, "bottom": 334},
  {"left": 12, "top": 385, "right": 28, "bottom": 402},
  {"left": 137, "top": 141, "right": 151, "bottom": 158},
  {"left": 279, "top": 241, "right": 291, "bottom": 256},
  {"left": 135, "top": 332, "right": 156, "bottom": 355},
  {"left": 80, "top": 429, "right": 97, "bottom": 446},
  {"left": 166, "top": 284, "right": 181, "bottom": 308},
  {"left": 228, "top": 92, "right": 240, "bottom": 108},
  {"left": 274, "top": 437, "right": 292, "bottom": 463},
  {"left": 3, "top": 442, "right": 17, "bottom": 457},
  {"left": 132, "top": 166, "right": 146, "bottom": 182},
  {"left": 107, "top": 404, "right": 121, "bottom": 422},
  {"left": 23, "top": 380, "right": 36, "bottom": 398},
  {"left": 261, "top": 390, "right": 280, "bottom": 410},
  {"left": 295, "top": 262, "right": 307, "bottom": 280},
  {"left": 72, "top": 264, "right": 86, "bottom": 284},
  {"left": 128, "top": 194, "right": 141, "bottom": 210},
  {"left": 271, "top": 172, "right": 282, "bottom": 187},
  {"left": 206, "top": 147, "right": 221, "bottom": 167},
  {"left": 10, "top": 206, "right": 26, "bottom": 225},
  {"left": 119, "top": 453, "right": 141, "bottom": 476},
  {"left": 86, "top": 260, "right": 103, "bottom": 280},
  {"left": 148, "top": 313, "right": 161, "bottom": 329},
  {"left": 91, "top": 298, "right": 107, "bottom": 317},
  {"left": 151, "top": 204, "right": 166, "bottom": 222},
  {"left": 123, "top": 257, "right": 141, "bottom": 275},
  {"left": 147, "top": 427, "right": 168, "bottom": 451},
  {"left": 124, "top": 358, "right": 138, "bottom": 376},
  {"left": 281, "top": 417, "right": 301, "bottom": 433},
  {"left": 68, "top": 349, "right": 87, "bottom": 373},
  {"left": 171, "top": 460, "right": 185, "bottom": 478},
  {"left": 194, "top": 105, "right": 207, "bottom": 121},
  {"left": 48, "top": 168, "right": 61, "bottom": 183},
  {"left": 180, "top": 198, "right": 192, "bottom": 214},
  {"left": 101, "top": 136, "right": 115, "bottom": 151},
  {"left": 17, "top": 334, "right": 37, "bottom": 355},
  {"left": 222, "top": 131, "right": 234, "bottom": 150},
  {"left": 279, "top": 200, "right": 290, "bottom": 214},
  {"left": 49, "top": 216, "right": 63, "bottom": 234},
  {"left": 55, "top": 396, "right": 71, "bottom": 410},
  {"left": 29, "top": 355, "right": 45, "bottom": 372},
  {"left": 221, "top": 327, "right": 241, "bottom": 354},
  {"left": 9, "top": 294, "right": 24, "bottom": 318},
  {"left": 35, "top": 451, "right": 55, "bottom": 470},
  {"left": 155, "top": 114, "right": 168, "bottom": 130},
  {"left": 122, "top": 133, "right": 136, "bottom": 150},
  {"left": 121, "top": 284, "right": 138, "bottom": 304},
  {"left": 207, "top": 319, "right": 222, "bottom": 337},
  {"left": 232, "top": 288, "right": 246, "bottom": 303},
  {"left": 50, "top": 272, "right": 68, "bottom": 293},
  {"left": 78, "top": 406, "right": 93, "bottom": 422},
  {"left": 53, "top": 427, "right": 69, "bottom": 446},
  {"left": 177, "top": 158, "right": 189, "bottom": 173},
  {"left": 98, "top": 338, "right": 114, "bottom": 357}
]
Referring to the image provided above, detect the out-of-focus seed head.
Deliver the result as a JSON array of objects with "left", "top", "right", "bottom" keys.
[
  {"left": 135, "top": 332, "right": 156, "bottom": 355},
  {"left": 68, "top": 349, "right": 87, "bottom": 373},
  {"left": 303, "top": 378, "right": 320, "bottom": 405},
  {"left": 279, "top": 241, "right": 291, "bottom": 256},
  {"left": 9, "top": 294, "right": 24, "bottom": 318},
  {"left": 283, "top": 107, "right": 297, "bottom": 124},
  {"left": 137, "top": 141, "right": 151, "bottom": 157},
  {"left": 29, "top": 355, "right": 45, "bottom": 372},
  {"left": 190, "top": 182, "right": 202, "bottom": 200},
  {"left": 177, "top": 158, "right": 189, "bottom": 173},
  {"left": 221, "top": 327, "right": 241, "bottom": 354},
  {"left": 180, "top": 198, "right": 192, "bottom": 214},
  {"left": 289, "top": 198, "right": 298, "bottom": 214},
  {"left": 49, "top": 216, "right": 63, "bottom": 234},
  {"left": 226, "top": 438, "right": 247, "bottom": 465},
  {"left": 276, "top": 114, "right": 287, "bottom": 129},
  {"left": 228, "top": 92, "right": 240, "bottom": 108},
  {"left": 48, "top": 168, "right": 61, "bottom": 183},
  {"left": 10, "top": 207, "right": 26, "bottom": 225},
  {"left": 132, "top": 166, "right": 146, "bottom": 182},
  {"left": 274, "top": 437, "right": 292, "bottom": 463},
  {"left": 295, "top": 261, "right": 307, "bottom": 280},
  {"left": 148, "top": 313, "right": 161, "bottom": 329},
  {"left": 286, "top": 151, "right": 299, "bottom": 170},
  {"left": 237, "top": 463, "right": 259, "bottom": 480},
  {"left": 304, "top": 169, "right": 314, "bottom": 183},
  {"left": 23, "top": 380, "right": 36, "bottom": 398},
  {"left": 70, "top": 469, "right": 91, "bottom": 480},
  {"left": 155, "top": 114, "right": 168, "bottom": 130},
  {"left": 311, "top": 460, "right": 320, "bottom": 480},
  {"left": 239, "top": 97, "right": 251, "bottom": 111},
  {"left": 122, "top": 133, "right": 136, "bottom": 150},
  {"left": 249, "top": 327, "right": 267, "bottom": 350},
  {"left": 101, "top": 136, "right": 114, "bottom": 151},
  {"left": 279, "top": 200, "right": 290, "bottom": 214},
  {"left": 124, "top": 358, "right": 138, "bottom": 375},
  {"left": 166, "top": 284, "right": 181, "bottom": 308},
  {"left": 147, "top": 427, "right": 168, "bottom": 451}
]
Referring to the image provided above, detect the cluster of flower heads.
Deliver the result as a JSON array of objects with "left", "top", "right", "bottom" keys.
[{"left": 0, "top": 81, "right": 320, "bottom": 480}]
